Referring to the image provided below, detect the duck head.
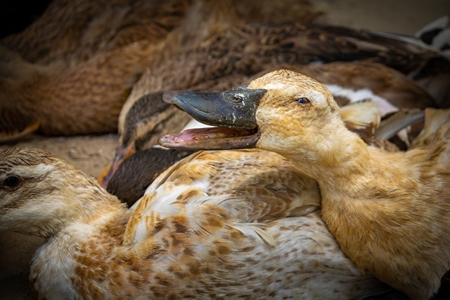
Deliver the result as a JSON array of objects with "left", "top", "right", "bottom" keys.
[
  {"left": 160, "top": 69, "right": 348, "bottom": 160},
  {"left": 98, "top": 92, "right": 191, "bottom": 189},
  {"left": 0, "top": 148, "right": 120, "bottom": 237}
]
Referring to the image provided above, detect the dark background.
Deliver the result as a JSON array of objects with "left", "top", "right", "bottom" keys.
[{"left": 0, "top": 0, "right": 51, "bottom": 39}]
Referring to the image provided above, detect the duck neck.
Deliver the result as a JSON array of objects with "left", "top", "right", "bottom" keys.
[
  {"left": 69, "top": 181, "right": 128, "bottom": 230},
  {"left": 279, "top": 124, "right": 373, "bottom": 187},
  {"left": 67, "top": 175, "right": 129, "bottom": 223},
  {"left": 15, "top": 167, "right": 128, "bottom": 238},
  {"left": 30, "top": 188, "right": 130, "bottom": 300},
  {"left": 275, "top": 123, "right": 445, "bottom": 299}
]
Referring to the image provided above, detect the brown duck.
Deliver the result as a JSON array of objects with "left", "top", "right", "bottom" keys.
[{"left": 0, "top": 0, "right": 323, "bottom": 142}]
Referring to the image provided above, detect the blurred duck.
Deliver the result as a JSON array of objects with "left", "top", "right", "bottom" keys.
[
  {"left": 0, "top": 0, "right": 193, "bottom": 142},
  {"left": 2, "top": 3, "right": 449, "bottom": 142},
  {"left": 141, "top": 19, "right": 449, "bottom": 106},
  {"left": 160, "top": 69, "right": 450, "bottom": 300},
  {"left": 0, "top": 0, "right": 322, "bottom": 142},
  {"left": 0, "top": 0, "right": 193, "bottom": 64},
  {"left": 0, "top": 147, "right": 391, "bottom": 299}
]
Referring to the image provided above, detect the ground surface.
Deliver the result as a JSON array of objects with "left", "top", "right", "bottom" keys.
[{"left": 1, "top": 0, "right": 449, "bottom": 299}]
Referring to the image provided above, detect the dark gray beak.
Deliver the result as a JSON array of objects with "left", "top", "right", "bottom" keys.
[{"left": 162, "top": 86, "right": 267, "bottom": 129}]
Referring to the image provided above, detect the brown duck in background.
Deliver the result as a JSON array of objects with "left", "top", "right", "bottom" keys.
[
  {"left": 138, "top": 19, "right": 449, "bottom": 106},
  {"left": 160, "top": 69, "right": 450, "bottom": 299},
  {"left": 0, "top": 43, "right": 150, "bottom": 140},
  {"left": 0, "top": 0, "right": 324, "bottom": 142},
  {"left": 0, "top": 0, "right": 193, "bottom": 65},
  {"left": 0, "top": 0, "right": 194, "bottom": 142},
  {"left": 2, "top": 0, "right": 449, "bottom": 142},
  {"left": 0, "top": 0, "right": 321, "bottom": 64}
]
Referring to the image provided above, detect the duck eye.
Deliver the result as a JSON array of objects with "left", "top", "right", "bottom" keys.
[
  {"left": 296, "top": 97, "right": 310, "bottom": 104},
  {"left": 3, "top": 176, "right": 21, "bottom": 188},
  {"left": 232, "top": 94, "right": 244, "bottom": 103}
]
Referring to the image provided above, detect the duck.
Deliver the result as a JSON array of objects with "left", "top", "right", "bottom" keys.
[
  {"left": 0, "top": 0, "right": 194, "bottom": 142},
  {"left": 159, "top": 69, "right": 450, "bottom": 300},
  {"left": 0, "top": 0, "right": 193, "bottom": 65},
  {"left": 0, "top": 0, "right": 324, "bottom": 142},
  {"left": 96, "top": 90, "right": 194, "bottom": 189},
  {"left": 0, "top": 147, "right": 392, "bottom": 299},
  {"left": 0, "top": 42, "right": 151, "bottom": 141},
  {"left": 98, "top": 59, "right": 435, "bottom": 189},
  {"left": 147, "top": 20, "right": 449, "bottom": 106},
  {"left": 0, "top": 0, "right": 322, "bottom": 65}
]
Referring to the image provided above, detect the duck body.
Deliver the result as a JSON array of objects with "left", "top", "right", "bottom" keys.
[
  {"left": 0, "top": 148, "right": 389, "bottom": 299},
  {"left": 160, "top": 70, "right": 450, "bottom": 299},
  {"left": 0, "top": 43, "right": 151, "bottom": 139},
  {"left": 0, "top": 0, "right": 325, "bottom": 142},
  {"left": 272, "top": 114, "right": 450, "bottom": 300},
  {"left": 0, "top": 0, "right": 193, "bottom": 64},
  {"left": 317, "top": 134, "right": 450, "bottom": 300},
  {"left": 105, "top": 147, "right": 194, "bottom": 206},
  {"left": 0, "top": 0, "right": 192, "bottom": 141},
  {"left": 260, "top": 110, "right": 450, "bottom": 299}
]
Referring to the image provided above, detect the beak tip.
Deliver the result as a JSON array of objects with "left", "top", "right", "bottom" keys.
[{"left": 162, "top": 91, "right": 181, "bottom": 104}]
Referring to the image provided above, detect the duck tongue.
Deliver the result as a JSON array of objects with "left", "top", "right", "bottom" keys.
[{"left": 160, "top": 127, "right": 259, "bottom": 150}]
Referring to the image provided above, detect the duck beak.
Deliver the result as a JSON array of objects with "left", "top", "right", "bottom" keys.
[
  {"left": 97, "top": 143, "right": 136, "bottom": 189},
  {"left": 159, "top": 87, "right": 267, "bottom": 150},
  {"left": 162, "top": 86, "right": 267, "bottom": 129}
]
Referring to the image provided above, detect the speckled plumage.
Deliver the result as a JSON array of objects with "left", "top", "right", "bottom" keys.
[{"left": 0, "top": 148, "right": 390, "bottom": 299}]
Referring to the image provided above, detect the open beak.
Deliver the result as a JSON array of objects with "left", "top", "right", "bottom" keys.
[
  {"left": 97, "top": 143, "right": 136, "bottom": 188},
  {"left": 159, "top": 86, "right": 267, "bottom": 150}
]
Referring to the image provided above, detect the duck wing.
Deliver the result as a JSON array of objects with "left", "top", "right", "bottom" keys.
[{"left": 123, "top": 149, "right": 320, "bottom": 248}]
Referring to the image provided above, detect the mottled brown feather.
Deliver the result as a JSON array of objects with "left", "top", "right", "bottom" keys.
[{"left": 0, "top": 148, "right": 389, "bottom": 299}]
